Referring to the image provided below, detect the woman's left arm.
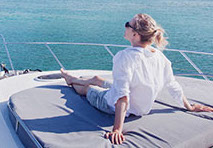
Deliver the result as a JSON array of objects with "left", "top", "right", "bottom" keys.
[
  {"left": 182, "top": 95, "right": 213, "bottom": 112},
  {"left": 105, "top": 96, "right": 128, "bottom": 145}
]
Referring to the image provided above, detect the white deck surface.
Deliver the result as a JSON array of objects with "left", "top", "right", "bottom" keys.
[
  {"left": 0, "top": 70, "right": 212, "bottom": 148},
  {"left": 0, "top": 70, "right": 111, "bottom": 148}
]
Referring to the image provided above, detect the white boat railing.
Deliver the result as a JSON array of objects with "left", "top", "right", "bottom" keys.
[{"left": 0, "top": 34, "right": 213, "bottom": 81}]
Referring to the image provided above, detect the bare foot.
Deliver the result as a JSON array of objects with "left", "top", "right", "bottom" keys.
[{"left": 60, "top": 68, "right": 76, "bottom": 85}]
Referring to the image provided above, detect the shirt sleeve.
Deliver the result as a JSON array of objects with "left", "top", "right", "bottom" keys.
[
  {"left": 164, "top": 59, "right": 184, "bottom": 107},
  {"left": 111, "top": 51, "right": 134, "bottom": 108}
]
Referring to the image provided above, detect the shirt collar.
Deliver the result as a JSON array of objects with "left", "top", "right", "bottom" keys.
[{"left": 127, "top": 46, "right": 156, "bottom": 57}]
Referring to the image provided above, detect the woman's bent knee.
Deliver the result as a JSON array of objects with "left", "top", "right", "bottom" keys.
[
  {"left": 91, "top": 76, "right": 104, "bottom": 87},
  {"left": 92, "top": 76, "right": 100, "bottom": 81}
]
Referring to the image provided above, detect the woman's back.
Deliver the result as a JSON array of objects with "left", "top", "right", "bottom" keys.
[{"left": 119, "top": 47, "right": 170, "bottom": 115}]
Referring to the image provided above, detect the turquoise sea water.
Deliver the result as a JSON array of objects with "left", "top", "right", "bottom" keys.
[{"left": 0, "top": 0, "right": 213, "bottom": 79}]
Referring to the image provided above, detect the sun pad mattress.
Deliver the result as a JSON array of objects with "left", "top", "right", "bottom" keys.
[{"left": 8, "top": 77, "right": 213, "bottom": 148}]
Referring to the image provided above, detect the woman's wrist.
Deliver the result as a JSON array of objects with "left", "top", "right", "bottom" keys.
[
  {"left": 183, "top": 95, "right": 193, "bottom": 111},
  {"left": 187, "top": 105, "right": 194, "bottom": 111},
  {"left": 112, "top": 128, "right": 122, "bottom": 133},
  {"left": 185, "top": 103, "right": 194, "bottom": 111}
]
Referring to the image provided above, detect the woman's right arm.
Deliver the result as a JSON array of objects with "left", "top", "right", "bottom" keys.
[
  {"left": 165, "top": 59, "right": 213, "bottom": 112},
  {"left": 164, "top": 60, "right": 185, "bottom": 107}
]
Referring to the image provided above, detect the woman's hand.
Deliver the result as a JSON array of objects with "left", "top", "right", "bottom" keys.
[
  {"left": 105, "top": 130, "right": 125, "bottom": 145},
  {"left": 189, "top": 104, "right": 213, "bottom": 112},
  {"left": 183, "top": 96, "right": 213, "bottom": 112}
]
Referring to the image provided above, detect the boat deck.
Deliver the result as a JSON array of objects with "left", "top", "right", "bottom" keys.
[{"left": 0, "top": 70, "right": 213, "bottom": 148}]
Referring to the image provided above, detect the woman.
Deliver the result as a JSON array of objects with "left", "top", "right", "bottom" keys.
[{"left": 61, "top": 13, "right": 213, "bottom": 145}]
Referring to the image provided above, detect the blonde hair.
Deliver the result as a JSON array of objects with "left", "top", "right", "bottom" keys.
[{"left": 133, "top": 14, "right": 168, "bottom": 50}]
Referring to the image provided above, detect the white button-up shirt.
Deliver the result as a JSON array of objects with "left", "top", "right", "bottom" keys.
[{"left": 105, "top": 46, "right": 184, "bottom": 116}]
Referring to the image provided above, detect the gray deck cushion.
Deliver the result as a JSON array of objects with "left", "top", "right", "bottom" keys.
[{"left": 8, "top": 76, "right": 213, "bottom": 148}]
